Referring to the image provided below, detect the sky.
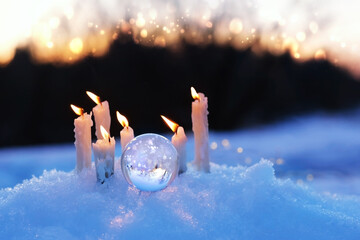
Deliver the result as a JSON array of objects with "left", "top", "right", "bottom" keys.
[{"left": 1, "top": 0, "right": 360, "bottom": 75}]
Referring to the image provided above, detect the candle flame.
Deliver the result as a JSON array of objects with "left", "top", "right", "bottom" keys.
[
  {"left": 116, "top": 111, "right": 129, "bottom": 128},
  {"left": 70, "top": 104, "right": 84, "bottom": 116},
  {"left": 161, "top": 115, "right": 179, "bottom": 133},
  {"left": 86, "top": 91, "right": 101, "bottom": 105},
  {"left": 100, "top": 125, "right": 110, "bottom": 140},
  {"left": 191, "top": 87, "right": 200, "bottom": 100}
]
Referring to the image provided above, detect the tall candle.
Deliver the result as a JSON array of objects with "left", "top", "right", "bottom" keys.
[
  {"left": 86, "top": 91, "right": 111, "bottom": 140},
  {"left": 71, "top": 104, "right": 93, "bottom": 172},
  {"left": 117, "top": 111, "right": 134, "bottom": 151},
  {"left": 161, "top": 115, "right": 187, "bottom": 174},
  {"left": 191, "top": 87, "right": 210, "bottom": 172},
  {"left": 92, "top": 125, "right": 115, "bottom": 183}
]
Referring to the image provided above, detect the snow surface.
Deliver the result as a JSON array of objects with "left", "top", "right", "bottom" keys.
[
  {"left": 1, "top": 109, "right": 360, "bottom": 239},
  {"left": 1, "top": 109, "right": 360, "bottom": 194},
  {"left": 1, "top": 160, "right": 360, "bottom": 239}
]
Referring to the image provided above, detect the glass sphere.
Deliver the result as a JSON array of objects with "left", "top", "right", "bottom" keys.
[{"left": 121, "top": 133, "right": 178, "bottom": 191}]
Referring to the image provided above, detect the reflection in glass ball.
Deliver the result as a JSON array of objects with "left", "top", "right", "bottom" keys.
[{"left": 121, "top": 133, "right": 178, "bottom": 191}]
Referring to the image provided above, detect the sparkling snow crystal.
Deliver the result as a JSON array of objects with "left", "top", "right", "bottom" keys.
[{"left": 1, "top": 159, "right": 360, "bottom": 239}]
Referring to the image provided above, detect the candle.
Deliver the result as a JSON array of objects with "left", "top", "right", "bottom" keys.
[
  {"left": 92, "top": 125, "right": 115, "bottom": 183},
  {"left": 191, "top": 87, "right": 210, "bottom": 172},
  {"left": 70, "top": 104, "right": 93, "bottom": 172},
  {"left": 86, "top": 91, "right": 111, "bottom": 140},
  {"left": 161, "top": 115, "right": 187, "bottom": 174},
  {"left": 116, "top": 111, "right": 134, "bottom": 151}
]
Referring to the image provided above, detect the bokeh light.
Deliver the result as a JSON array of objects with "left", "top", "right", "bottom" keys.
[{"left": 1, "top": 0, "right": 360, "bottom": 74}]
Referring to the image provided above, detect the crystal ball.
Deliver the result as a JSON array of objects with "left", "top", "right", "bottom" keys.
[{"left": 121, "top": 133, "right": 178, "bottom": 191}]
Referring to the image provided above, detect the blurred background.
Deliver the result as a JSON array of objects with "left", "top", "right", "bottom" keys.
[
  {"left": 1, "top": 43, "right": 360, "bottom": 147},
  {"left": 1, "top": 0, "right": 360, "bottom": 192},
  {"left": 2, "top": 0, "right": 360, "bottom": 147}
]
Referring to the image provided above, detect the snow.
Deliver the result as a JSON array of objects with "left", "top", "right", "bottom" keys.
[
  {"left": 1, "top": 160, "right": 360, "bottom": 239},
  {"left": 1, "top": 109, "right": 360, "bottom": 238}
]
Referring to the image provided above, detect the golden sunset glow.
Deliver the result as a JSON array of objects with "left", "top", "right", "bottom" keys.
[
  {"left": 1, "top": 1, "right": 360, "bottom": 74},
  {"left": 69, "top": 38, "right": 83, "bottom": 54}
]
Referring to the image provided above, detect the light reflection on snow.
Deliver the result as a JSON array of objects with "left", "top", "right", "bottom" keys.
[
  {"left": 210, "top": 142, "right": 217, "bottom": 150},
  {"left": 245, "top": 157, "right": 252, "bottom": 165},
  {"left": 174, "top": 207, "right": 198, "bottom": 227},
  {"left": 276, "top": 158, "right": 284, "bottom": 165},
  {"left": 110, "top": 210, "right": 135, "bottom": 228},
  {"left": 307, "top": 174, "right": 314, "bottom": 182},
  {"left": 221, "top": 139, "right": 230, "bottom": 149}
]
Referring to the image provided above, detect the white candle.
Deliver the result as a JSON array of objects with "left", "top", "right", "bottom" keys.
[
  {"left": 161, "top": 115, "right": 187, "bottom": 174},
  {"left": 92, "top": 125, "right": 115, "bottom": 183},
  {"left": 191, "top": 87, "right": 210, "bottom": 172},
  {"left": 71, "top": 104, "right": 93, "bottom": 173},
  {"left": 117, "top": 111, "right": 134, "bottom": 151},
  {"left": 172, "top": 126, "right": 187, "bottom": 174},
  {"left": 86, "top": 91, "right": 111, "bottom": 140}
]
